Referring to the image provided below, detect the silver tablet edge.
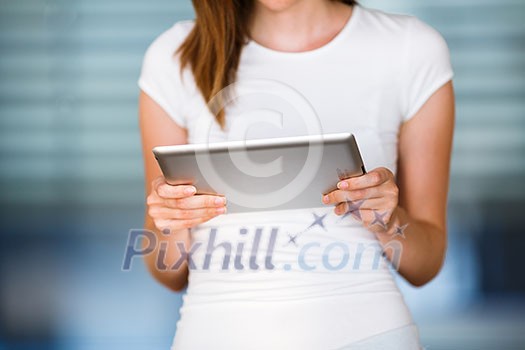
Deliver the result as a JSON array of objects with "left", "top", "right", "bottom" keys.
[{"left": 152, "top": 132, "right": 354, "bottom": 157}]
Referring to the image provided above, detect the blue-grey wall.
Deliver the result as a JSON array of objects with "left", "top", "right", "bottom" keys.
[{"left": 1, "top": 0, "right": 524, "bottom": 349}]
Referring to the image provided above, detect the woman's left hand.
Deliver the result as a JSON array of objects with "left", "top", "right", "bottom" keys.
[{"left": 322, "top": 167, "right": 401, "bottom": 235}]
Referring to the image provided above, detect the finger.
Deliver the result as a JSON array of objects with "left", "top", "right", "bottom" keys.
[
  {"left": 354, "top": 198, "right": 393, "bottom": 210},
  {"left": 322, "top": 190, "right": 351, "bottom": 205},
  {"left": 165, "top": 194, "right": 227, "bottom": 210},
  {"left": 149, "top": 205, "right": 226, "bottom": 220},
  {"left": 334, "top": 204, "right": 368, "bottom": 221},
  {"left": 151, "top": 176, "right": 165, "bottom": 191},
  {"left": 147, "top": 177, "right": 166, "bottom": 204},
  {"left": 359, "top": 209, "right": 395, "bottom": 230},
  {"left": 334, "top": 198, "right": 391, "bottom": 213},
  {"left": 337, "top": 167, "right": 392, "bottom": 190},
  {"left": 334, "top": 202, "right": 348, "bottom": 216},
  {"left": 333, "top": 201, "right": 366, "bottom": 219},
  {"left": 157, "top": 183, "right": 197, "bottom": 199},
  {"left": 155, "top": 216, "right": 217, "bottom": 231},
  {"left": 335, "top": 205, "right": 395, "bottom": 230},
  {"left": 322, "top": 187, "right": 383, "bottom": 205},
  {"left": 147, "top": 190, "right": 163, "bottom": 206}
]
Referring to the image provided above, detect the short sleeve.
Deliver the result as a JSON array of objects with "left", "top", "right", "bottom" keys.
[
  {"left": 138, "top": 21, "right": 194, "bottom": 128},
  {"left": 402, "top": 17, "right": 454, "bottom": 122}
]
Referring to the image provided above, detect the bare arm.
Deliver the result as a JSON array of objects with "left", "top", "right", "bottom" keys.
[
  {"left": 324, "top": 81, "right": 455, "bottom": 286},
  {"left": 139, "top": 91, "right": 190, "bottom": 291},
  {"left": 390, "top": 80, "right": 455, "bottom": 285},
  {"left": 139, "top": 91, "right": 227, "bottom": 292}
]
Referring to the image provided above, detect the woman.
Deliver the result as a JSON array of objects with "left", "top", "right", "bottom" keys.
[{"left": 138, "top": 0, "right": 454, "bottom": 349}]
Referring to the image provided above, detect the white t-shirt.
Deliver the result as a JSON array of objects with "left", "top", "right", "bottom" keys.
[{"left": 138, "top": 4, "right": 453, "bottom": 350}]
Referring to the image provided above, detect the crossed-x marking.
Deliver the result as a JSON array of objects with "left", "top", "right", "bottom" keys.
[
  {"left": 284, "top": 199, "right": 408, "bottom": 246},
  {"left": 336, "top": 196, "right": 408, "bottom": 238},
  {"left": 285, "top": 212, "right": 328, "bottom": 246}
]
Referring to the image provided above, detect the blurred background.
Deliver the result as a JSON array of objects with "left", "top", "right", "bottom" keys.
[{"left": 1, "top": 0, "right": 524, "bottom": 349}]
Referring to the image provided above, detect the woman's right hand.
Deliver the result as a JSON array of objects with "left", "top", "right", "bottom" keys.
[{"left": 147, "top": 176, "right": 227, "bottom": 232}]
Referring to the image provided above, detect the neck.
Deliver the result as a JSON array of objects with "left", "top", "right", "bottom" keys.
[{"left": 249, "top": 0, "right": 353, "bottom": 52}]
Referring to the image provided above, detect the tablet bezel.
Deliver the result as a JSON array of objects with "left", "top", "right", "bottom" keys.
[{"left": 153, "top": 132, "right": 367, "bottom": 212}]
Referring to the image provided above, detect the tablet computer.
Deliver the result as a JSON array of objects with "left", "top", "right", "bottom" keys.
[{"left": 153, "top": 133, "right": 366, "bottom": 213}]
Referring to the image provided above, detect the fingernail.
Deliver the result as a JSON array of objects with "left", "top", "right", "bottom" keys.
[
  {"left": 337, "top": 181, "right": 349, "bottom": 190},
  {"left": 216, "top": 207, "right": 226, "bottom": 214},
  {"left": 215, "top": 197, "right": 225, "bottom": 205},
  {"left": 185, "top": 186, "right": 196, "bottom": 195},
  {"left": 322, "top": 195, "right": 329, "bottom": 203}
]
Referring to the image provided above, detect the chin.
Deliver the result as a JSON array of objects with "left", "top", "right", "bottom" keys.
[{"left": 256, "top": 0, "right": 303, "bottom": 12}]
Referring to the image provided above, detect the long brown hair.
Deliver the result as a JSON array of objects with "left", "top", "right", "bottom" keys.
[{"left": 177, "top": 0, "right": 356, "bottom": 129}]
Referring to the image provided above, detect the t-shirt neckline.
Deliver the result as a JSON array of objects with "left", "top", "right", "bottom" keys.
[{"left": 246, "top": 4, "right": 360, "bottom": 57}]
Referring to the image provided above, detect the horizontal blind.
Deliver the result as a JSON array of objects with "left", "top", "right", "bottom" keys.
[
  {"left": 0, "top": 0, "right": 195, "bottom": 206},
  {"left": 0, "top": 0, "right": 523, "bottom": 207},
  {"left": 363, "top": 0, "right": 525, "bottom": 202}
]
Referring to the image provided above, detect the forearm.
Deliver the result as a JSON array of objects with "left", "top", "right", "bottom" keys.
[
  {"left": 375, "top": 207, "right": 447, "bottom": 287},
  {"left": 142, "top": 219, "right": 191, "bottom": 292}
]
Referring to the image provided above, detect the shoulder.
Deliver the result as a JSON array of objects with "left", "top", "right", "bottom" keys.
[
  {"left": 138, "top": 20, "right": 196, "bottom": 127},
  {"left": 141, "top": 19, "right": 195, "bottom": 70},
  {"left": 356, "top": 5, "right": 447, "bottom": 47}
]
